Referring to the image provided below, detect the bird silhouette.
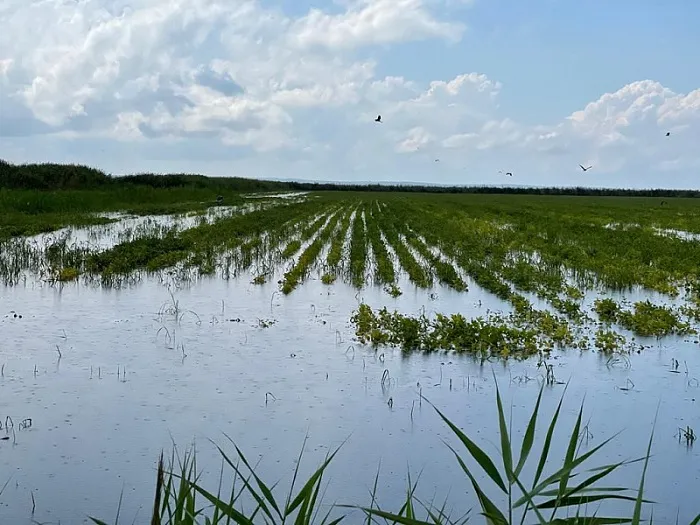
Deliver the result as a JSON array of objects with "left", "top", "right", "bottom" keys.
[
  {"left": 374, "top": 115, "right": 382, "bottom": 123},
  {"left": 579, "top": 164, "right": 593, "bottom": 172},
  {"left": 434, "top": 159, "right": 440, "bottom": 162},
  {"left": 666, "top": 132, "right": 671, "bottom": 137},
  {"left": 505, "top": 172, "right": 513, "bottom": 177}
]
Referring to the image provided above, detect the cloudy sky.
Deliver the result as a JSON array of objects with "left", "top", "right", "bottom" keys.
[{"left": 1, "top": 0, "right": 699, "bottom": 188}]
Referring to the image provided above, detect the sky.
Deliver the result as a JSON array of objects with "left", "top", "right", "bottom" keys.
[{"left": 0, "top": 0, "right": 699, "bottom": 188}]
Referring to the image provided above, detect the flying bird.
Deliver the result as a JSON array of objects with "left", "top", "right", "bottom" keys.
[
  {"left": 374, "top": 115, "right": 382, "bottom": 123},
  {"left": 666, "top": 132, "right": 671, "bottom": 137},
  {"left": 434, "top": 159, "right": 440, "bottom": 162},
  {"left": 505, "top": 172, "right": 513, "bottom": 177},
  {"left": 579, "top": 164, "right": 593, "bottom": 172}
]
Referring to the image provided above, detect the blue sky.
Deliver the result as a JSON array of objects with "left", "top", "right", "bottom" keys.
[
  {"left": 374, "top": 0, "right": 700, "bottom": 123},
  {"left": 1, "top": 0, "right": 699, "bottom": 188}
]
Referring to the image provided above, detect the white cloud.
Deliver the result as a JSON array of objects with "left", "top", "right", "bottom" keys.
[
  {"left": 0, "top": 0, "right": 699, "bottom": 187},
  {"left": 519, "top": 81, "right": 700, "bottom": 178},
  {"left": 288, "top": 0, "right": 464, "bottom": 50},
  {"left": 397, "top": 126, "right": 434, "bottom": 152},
  {"left": 0, "top": 59, "right": 13, "bottom": 79}
]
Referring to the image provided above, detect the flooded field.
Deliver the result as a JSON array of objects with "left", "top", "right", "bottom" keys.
[{"left": 1, "top": 191, "right": 700, "bottom": 524}]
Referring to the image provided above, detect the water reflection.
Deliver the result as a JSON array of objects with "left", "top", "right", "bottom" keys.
[{"left": 0, "top": 273, "right": 698, "bottom": 523}]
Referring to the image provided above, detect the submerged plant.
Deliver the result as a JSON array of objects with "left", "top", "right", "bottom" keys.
[
  {"left": 384, "top": 283, "right": 402, "bottom": 297},
  {"left": 351, "top": 303, "right": 586, "bottom": 357},
  {"left": 321, "top": 273, "right": 337, "bottom": 285},
  {"left": 595, "top": 328, "right": 627, "bottom": 353}
]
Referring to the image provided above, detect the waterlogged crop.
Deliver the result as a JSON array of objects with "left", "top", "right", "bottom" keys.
[
  {"left": 281, "top": 210, "right": 343, "bottom": 294},
  {"left": 349, "top": 206, "right": 368, "bottom": 288},
  {"left": 351, "top": 302, "right": 585, "bottom": 357},
  {"left": 5, "top": 186, "right": 700, "bottom": 352},
  {"left": 365, "top": 204, "right": 396, "bottom": 285},
  {"left": 594, "top": 297, "right": 694, "bottom": 337}
]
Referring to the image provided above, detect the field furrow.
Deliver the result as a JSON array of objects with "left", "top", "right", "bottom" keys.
[
  {"left": 403, "top": 233, "right": 466, "bottom": 291},
  {"left": 348, "top": 206, "right": 368, "bottom": 288},
  {"left": 281, "top": 208, "right": 345, "bottom": 293},
  {"left": 365, "top": 205, "right": 395, "bottom": 285},
  {"left": 377, "top": 208, "right": 431, "bottom": 288}
]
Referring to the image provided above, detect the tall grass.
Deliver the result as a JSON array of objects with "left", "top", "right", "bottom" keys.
[{"left": 93, "top": 383, "right": 700, "bottom": 525}]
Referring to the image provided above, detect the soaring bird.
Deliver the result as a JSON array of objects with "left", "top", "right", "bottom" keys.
[
  {"left": 505, "top": 172, "right": 513, "bottom": 177},
  {"left": 666, "top": 132, "right": 671, "bottom": 137},
  {"left": 374, "top": 115, "right": 382, "bottom": 123},
  {"left": 579, "top": 164, "right": 593, "bottom": 172}
]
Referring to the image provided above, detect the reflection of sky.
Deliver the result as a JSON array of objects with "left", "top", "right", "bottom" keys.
[{"left": 0, "top": 236, "right": 698, "bottom": 523}]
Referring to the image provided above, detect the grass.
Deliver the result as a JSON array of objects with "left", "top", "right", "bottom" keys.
[
  {"left": 0, "top": 187, "right": 248, "bottom": 239},
  {"left": 92, "top": 382, "right": 700, "bottom": 525}
]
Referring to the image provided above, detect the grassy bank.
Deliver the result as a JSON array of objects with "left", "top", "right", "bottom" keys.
[
  {"left": 0, "top": 160, "right": 295, "bottom": 238},
  {"left": 0, "top": 188, "right": 250, "bottom": 238}
]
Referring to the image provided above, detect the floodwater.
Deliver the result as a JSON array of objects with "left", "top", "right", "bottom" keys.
[
  {"left": 0, "top": 234, "right": 699, "bottom": 523},
  {"left": 26, "top": 202, "right": 275, "bottom": 252}
]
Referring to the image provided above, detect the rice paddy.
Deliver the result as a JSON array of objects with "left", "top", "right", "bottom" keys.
[
  {"left": 6, "top": 192, "right": 700, "bottom": 353},
  {"left": 1, "top": 179, "right": 699, "bottom": 523}
]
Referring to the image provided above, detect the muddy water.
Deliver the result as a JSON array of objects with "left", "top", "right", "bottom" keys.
[{"left": 0, "top": 268, "right": 699, "bottom": 523}]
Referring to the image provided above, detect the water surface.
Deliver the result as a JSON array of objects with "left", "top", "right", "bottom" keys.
[{"left": 1, "top": 270, "right": 698, "bottom": 523}]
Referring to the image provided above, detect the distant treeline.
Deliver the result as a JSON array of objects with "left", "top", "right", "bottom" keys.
[
  {"left": 0, "top": 159, "right": 292, "bottom": 192},
  {"left": 2, "top": 159, "right": 699, "bottom": 198},
  {"left": 284, "top": 181, "right": 700, "bottom": 198}
]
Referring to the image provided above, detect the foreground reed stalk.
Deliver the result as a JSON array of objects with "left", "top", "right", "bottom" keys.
[{"left": 92, "top": 382, "right": 700, "bottom": 525}]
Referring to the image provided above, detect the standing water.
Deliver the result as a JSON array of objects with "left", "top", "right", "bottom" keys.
[{"left": 0, "top": 273, "right": 698, "bottom": 523}]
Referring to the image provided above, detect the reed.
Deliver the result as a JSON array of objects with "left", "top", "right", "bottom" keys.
[{"left": 92, "top": 382, "right": 700, "bottom": 524}]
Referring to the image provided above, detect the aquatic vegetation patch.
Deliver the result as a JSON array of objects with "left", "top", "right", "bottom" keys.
[
  {"left": 321, "top": 272, "right": 336, "bottom": 285},
  {"left": 351, "top": 303, "right": 564, "bottom": 357},
  {"left": 56, "top": 266, "right": 80, "bottom": 282},
  {"left": 594, "top": 298, "right": 693, "bottom": 337},
  {"left": 86, "top": 235, "right": 194, "bottom": 275},
  {"left": 595, "top": 328, "right": 627, "bottom": 352}
]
